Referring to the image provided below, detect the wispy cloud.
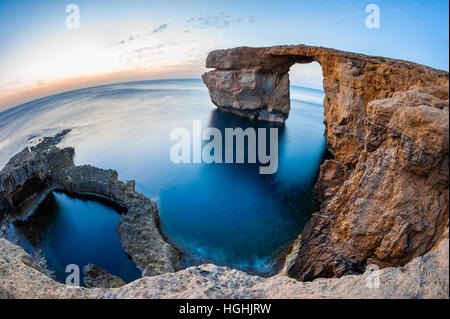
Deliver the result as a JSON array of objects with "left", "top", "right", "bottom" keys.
[
  {"left": 186, "top": 14, "right": 251, "bottom": 29},
  {"left": 117, "top": 43, "right": 171, "bottom": 64},
  {"left": 115, "top": 24, "right": 169, "bottom": 46},
  {"left": 152, "top": 24, "right": 168, "bottom": 34},
  {"left": 116, "top": 35, "right": 139, "bottom": 45}
]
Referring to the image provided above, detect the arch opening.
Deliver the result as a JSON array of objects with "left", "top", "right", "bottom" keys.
[{"left": 287, "top": 61, "right": 325, "bottom": 123}]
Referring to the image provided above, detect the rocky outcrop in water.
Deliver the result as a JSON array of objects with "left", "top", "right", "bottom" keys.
[
  {"left": 202, "top": 70, "right": 290, "bottom": 122},
  {"left": 117, "top": 206, "right": 181, "bottom": 277},
  {"left": 0, "top": 130, "right": 180, "bottom": 277},
  {"left": 203, "top": 45, "right": 449, "bottom": 281}
]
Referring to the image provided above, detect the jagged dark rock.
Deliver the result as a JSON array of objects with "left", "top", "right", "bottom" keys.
[{"left": 0, "top": 130, "right": 181, "bottom": 277}]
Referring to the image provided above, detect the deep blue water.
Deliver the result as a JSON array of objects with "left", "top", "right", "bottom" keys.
[
  {"left": 0, "top": 79, "right": 326, "bottom": 280},
  {"left": 6, "top": 191, "right": 141, "bottom": 283}
]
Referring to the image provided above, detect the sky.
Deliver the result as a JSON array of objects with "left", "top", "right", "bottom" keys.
[{"left": 0, "top": 0, "right": 448, "bottom": 110}]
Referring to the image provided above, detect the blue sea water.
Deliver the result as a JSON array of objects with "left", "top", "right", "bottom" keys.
[
  {"left": 0, "top": 79, "right": 326, "bottom": 280},
  {"left": 7, "top": 191, "right": 141, "bottom": 283}
]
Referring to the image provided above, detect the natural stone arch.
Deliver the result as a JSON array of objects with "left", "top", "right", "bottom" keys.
[
  {"left": 203, "top": 45, "right": 449, "bottom": 281},
  {"left": 202, "top": 45, "right": 449, "bottom": 167}
]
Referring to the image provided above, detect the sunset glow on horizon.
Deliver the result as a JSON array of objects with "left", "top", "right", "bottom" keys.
[{"left": 1, "top": 0, "right": 448, "bottom": 111}]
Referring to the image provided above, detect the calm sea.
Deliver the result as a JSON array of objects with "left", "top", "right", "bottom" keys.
[{"left": 0, "top": 79, "right": 326, "bottom": 281}]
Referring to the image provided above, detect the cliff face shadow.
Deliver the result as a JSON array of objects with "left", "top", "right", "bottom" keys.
[{"left": 13, "top": 192, "right": 60, "bottom": 245}]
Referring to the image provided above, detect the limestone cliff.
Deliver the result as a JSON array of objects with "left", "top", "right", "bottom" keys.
[{"left": 202, "top": 45, "right": 449, "bottom": 281}]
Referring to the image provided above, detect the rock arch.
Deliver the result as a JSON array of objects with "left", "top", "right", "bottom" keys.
[
  {"left": 202, "top": 45, "right": 448, "bottom": 166},
  {"left": 203, "top": 45, "right": 449, "bottom": 280}
]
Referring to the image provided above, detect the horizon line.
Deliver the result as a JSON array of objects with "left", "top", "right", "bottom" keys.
[{"left": 0, "top": 77, "right": 324, "bottom": 115}]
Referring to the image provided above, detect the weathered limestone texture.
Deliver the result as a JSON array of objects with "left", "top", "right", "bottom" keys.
[
  {"left": 203, "top": 45, "right": 449, "bottom": 281},
  {"left": 0, "top": 235, "right": 448, "bottom": 298},
  {"left": 83, "top": 264, "right": 126, "bottom": 288}
]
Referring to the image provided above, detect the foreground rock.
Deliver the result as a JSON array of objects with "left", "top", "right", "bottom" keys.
[
  {"left": 0, "top": 130, "right": 181, "bottom": 277},
  {"left": 203, "top": 45, "right": 449, "bottom": 281},
  {"left": 0, "top": 235, "right": 447, "bottom": 298},
  {"left": 83, "top": 264, "right": 125, "bottom": 288}
]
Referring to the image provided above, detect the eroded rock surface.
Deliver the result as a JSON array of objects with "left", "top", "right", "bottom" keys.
[
  {"left": 202, "top": 70, "right": 290, "bottom": 122},
  {"left": 203, "top": 45, "right": 449, "bottom": 281},
  {"left": 0, "top": 234, "right": 448, "bottom": 298},
  {"left": 0, "top": 130, "right": 180, "bottom": 277},
  {"left": 286, "top": 88, "right": 449, "bottom": 281},
  {"left": 117, "top": 208, "right": 181, "bottom": 276},
  {"left": 83, "top": 264, "right": 125, "bottom": 288}
]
